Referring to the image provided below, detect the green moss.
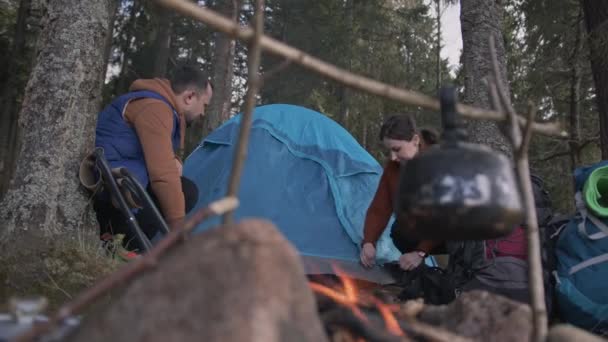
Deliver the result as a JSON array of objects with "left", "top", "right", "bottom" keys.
[{"left": 0, "top": 230, "right": 122, "bottom": 313}]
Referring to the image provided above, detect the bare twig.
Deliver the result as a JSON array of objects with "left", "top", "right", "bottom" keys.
[
  {"left": 260, "top": 58, "right": 292, "bottom": 84},
  {"left": 488, "top": 36, "right": 547, "bottom": 342},
  {"left": 222, "top": 0, "right": 264, "bottom": 224},
  {"left": 487, "top": 77, "right": 504, "bottom": 114},
  {"left": 155, "top": 0, "right": 564, "bottom": 137},
  {"left": 519, "top": 102, "right": 537, "bottom": 158},
  {"left": 535, "top": 137, "right": 599, "bottom": 162},
  {"left": 488, "top": 41, "right": 521, "bottom": 149},
  {"left": 43, "top": 271, "right": 73, "bottom": 300},
  {"left": 14, "top": 197, "right": 239, "bottom": 342}
]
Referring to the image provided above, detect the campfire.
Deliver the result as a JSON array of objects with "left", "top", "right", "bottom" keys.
[
  {"left": 308, "top": 266, "right": 470, "bottom": 342},
  {"left": 9, "top": 218, "right": 534, "bottom": 342}
]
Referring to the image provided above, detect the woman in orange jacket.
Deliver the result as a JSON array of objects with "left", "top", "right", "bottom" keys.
[{"left": 360, "top": 114, "right": 440, "bottom": 270}]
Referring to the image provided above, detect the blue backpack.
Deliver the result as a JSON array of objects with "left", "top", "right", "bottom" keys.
[{"left": 555, "top": 161, "right": 608, "bottom": 334}]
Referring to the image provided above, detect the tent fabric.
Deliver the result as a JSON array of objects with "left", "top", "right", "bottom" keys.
[{"left": 183, "top": 104, "right": 426, "bottom": 270}]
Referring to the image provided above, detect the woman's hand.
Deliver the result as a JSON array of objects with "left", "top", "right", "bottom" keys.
[
  {"left": 175, "top": 158, "right": 183, "bottom": 175},
  {"left": 399, "top": 251, "right": 424, "bottom": 271},
  {"left": 360, "top": 242, "right": 376, "bottom": 268}
]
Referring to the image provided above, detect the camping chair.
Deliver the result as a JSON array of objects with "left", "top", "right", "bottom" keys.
[{"left": 79, "top": 147, "right": 170, "bottom": 253}]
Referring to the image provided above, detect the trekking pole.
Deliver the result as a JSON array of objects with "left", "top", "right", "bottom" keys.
[
  {"left": 119, "top": 168, "right": 171, "bottom": 235},
  {"left": 93, "top": 148, "right": 153, "bottom": 252}
]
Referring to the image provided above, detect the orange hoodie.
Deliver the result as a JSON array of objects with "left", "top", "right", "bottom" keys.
[{"left": 123, "top": 78, "right": 187, "bottom": 227}]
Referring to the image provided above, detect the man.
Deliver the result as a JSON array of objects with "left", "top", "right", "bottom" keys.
[{"left": 94, "top": 64, "right": 213, "bottom": 253}]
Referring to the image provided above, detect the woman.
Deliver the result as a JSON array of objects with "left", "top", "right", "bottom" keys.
[{"left": 360, "top": 114, "right": 440, "bottom": 271}]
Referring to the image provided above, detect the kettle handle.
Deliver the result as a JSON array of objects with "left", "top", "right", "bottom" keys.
[{"left": 439, "top": 86, "right": 467, "bottom": 143}]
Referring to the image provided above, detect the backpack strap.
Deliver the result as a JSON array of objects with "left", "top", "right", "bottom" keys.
[
  {"left": 575, "top": 192, "right": 608, "bottom": 240},
  {"left": 569, "top": 253, "right": 608, "bottom": 275}
]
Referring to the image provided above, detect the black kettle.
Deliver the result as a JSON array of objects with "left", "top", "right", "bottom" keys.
[{"left": 395, "top": 87, "right": 524, "bottom": 240}]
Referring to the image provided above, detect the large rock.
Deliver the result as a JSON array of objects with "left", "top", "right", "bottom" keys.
[
  {"left": 418, "top": 290, "right": 532, "bottom": 341},
  {"left": 68, "top": 219, "right": 328, "bottom": 342}
]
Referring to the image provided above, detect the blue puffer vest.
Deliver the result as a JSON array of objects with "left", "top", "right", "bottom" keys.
[{"left": 95, "top": 90, "right": 180, "bottom": 187}]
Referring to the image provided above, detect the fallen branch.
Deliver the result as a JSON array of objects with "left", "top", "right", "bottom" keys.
[
  {"left": 488, "top": 36, "right": 547, "bottom": 342},
  {"left": 155, "top": 0, "right": 564, "bottom": 137},
  {"left": 14, "top": 197, "right": 239, "bottom": 342},
  {"left": 399, "top": 319, "right": 473, "bottom": 342},
  {"left": 222, "top": 0, "right": 264, "bottom": 224}
]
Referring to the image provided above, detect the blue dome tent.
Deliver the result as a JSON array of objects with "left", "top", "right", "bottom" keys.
[{"left": 183, "top": 104, "right": 435, "bottom": 283}]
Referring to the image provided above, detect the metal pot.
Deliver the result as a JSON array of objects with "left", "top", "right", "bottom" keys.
[{"left": 395, "top": 87, "right": 524, "bottom": 240}]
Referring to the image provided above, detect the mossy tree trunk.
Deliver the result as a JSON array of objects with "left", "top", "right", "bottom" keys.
[{"left": 0, "top": 0, "right": 114, "bottom": 299}]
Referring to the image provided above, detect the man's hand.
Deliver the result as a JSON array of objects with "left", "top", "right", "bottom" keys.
[
  {"left": 360, "top": 242, "right": 376, "bottom": 268},
  {"left": 399, "top": 251, "right": 424, "bottom": 271}
]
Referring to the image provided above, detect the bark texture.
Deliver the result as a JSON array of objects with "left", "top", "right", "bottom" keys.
[
  {"left": 0, "top": 0, "right": 114, "bottom": 236},
  {"left": 0, "top": 0, "right": 46, "bottom": 199},
  {"left": 569, "top": 11, "right": 585, "bottom": 169},
  {"left": 68, "top": 219, "right": 329, "bottom": 342},
  {"left": 199, "top": 0, "right": 240, "bottom": 143},
  {"left": 460, "top": 0, "right": 511, "bottom": 156}
]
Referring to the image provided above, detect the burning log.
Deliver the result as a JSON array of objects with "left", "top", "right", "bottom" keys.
[
  {"left": 65, "top": 219, "right": 328, "bottom": 342},
  {"left": 309, "top": 270, "right": 473, "bottom": 342}
]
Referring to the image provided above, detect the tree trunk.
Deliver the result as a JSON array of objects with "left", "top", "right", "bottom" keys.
[
  {"left": 460, "top": 0, "right": 511, "bottom": 156},
  {"left": 362, "top": 120, "right": 368, "bottom": 149},
  {"left": 569, "top": 11, "right": 585, "bottom": 170},
  {"left": 337, "top": 0, "right": 354, "bottom": 127},
  {"left": 115, "top": 0, "right": 141, "bottom": 95},
  {"left": 582, "top": 0, "right": 608, "bottom": 159},
  {"left": 0, "top": 0, "right": 113, "bottom": 275},
  {"left": 152, "top": 3, "right": 172, "bottom": 77},
  {"left": 435, "top": 0, "right": 442, "bottom": 90},
  {"left": 0, "top": 0, "right": 45, "bottom": 200},
  {"left": 188, "top": 0, "right": 240, "bottom": 154},
  {"left": 338, "top": 87, "right": 350, "bottom": 127}
]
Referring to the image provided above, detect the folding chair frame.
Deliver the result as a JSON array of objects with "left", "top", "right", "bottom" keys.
[{"left": 92, "top": 147, "right": 170, "bottom": 252}]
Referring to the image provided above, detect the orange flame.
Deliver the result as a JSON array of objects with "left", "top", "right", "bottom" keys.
[
  {"left": 309, "top": 277, "right": 367, "bottom": 322},
  {"left": 308, "top": 264, "right": 405, "bottom": 337},
  {"left": 372, "top": 298, "right": 405, "bottom": 336}
]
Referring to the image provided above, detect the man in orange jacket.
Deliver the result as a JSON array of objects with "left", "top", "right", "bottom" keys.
[{"left": 94, "top": 64, "right": 213, "bottom": 251}]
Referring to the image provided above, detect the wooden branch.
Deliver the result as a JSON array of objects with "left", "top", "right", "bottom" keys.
[
  {"left": 222, "top": 0, "right": 264, "bottom": 224},
  {"left": 14, "top": 197, "right": 239, "bottom": 342},
  {"left": 535, "top": 137, "right": 599, "bottom": 162},
  {"left": 519, "top": 102, "right": 537, "bottom": 157},
  {"left": 487, "top": 77, "right": 504, "bottom": 114},
  {"left": 488, "top": 41, "right": 521, "bottom": 149},
  {"left": 536, "top": 150, "right": 571, "bottom": 162},
  {"left": 154, "top": 0, "right": 565, "bottom": 137},
  {"left": 489, "top": 36, "right": 547, "bottom": 342}
]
